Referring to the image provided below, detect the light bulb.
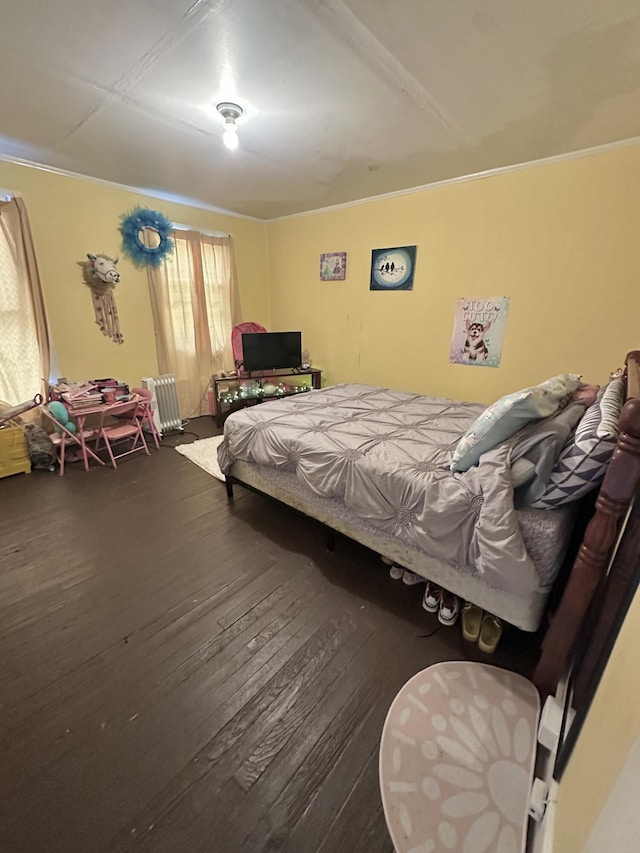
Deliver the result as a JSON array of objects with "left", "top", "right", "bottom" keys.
[{"left": 223, "top": 123, "right": 239, "bottom": 151}]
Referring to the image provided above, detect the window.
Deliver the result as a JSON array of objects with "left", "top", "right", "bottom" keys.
[
  {"left": 165, "top": 234, "right": 197, "bottom": 354},
  {"left": 0, "top": 198, "right": 49, "bottom": 405},
  {"left": 147, "top": 230, "right": 239, "bottom": 417}
]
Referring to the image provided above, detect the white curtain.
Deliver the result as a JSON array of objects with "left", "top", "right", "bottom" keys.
[
  {"left": 0, "top": 197, "right": 50, "bottom": 406},
  {"left": 146, "top": 231, "right": 240, "bottom": 417}
]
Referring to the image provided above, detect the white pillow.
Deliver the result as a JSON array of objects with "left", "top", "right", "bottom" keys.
[{"left": 451, "top": 373, "right": 582, "bottom": 472}]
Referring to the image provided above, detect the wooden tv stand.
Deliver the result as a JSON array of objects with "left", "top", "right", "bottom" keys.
[{"left": 212, "top": 368, "right": 322, "bottom": 427}]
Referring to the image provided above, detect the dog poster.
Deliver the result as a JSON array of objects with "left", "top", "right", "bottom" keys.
[{"left": 449, "top": 296, "right": 510, "bottom": 368}]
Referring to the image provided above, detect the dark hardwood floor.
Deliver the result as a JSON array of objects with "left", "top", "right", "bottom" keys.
[{"left": 0, "top": 418, "right": 539, "bottom": 853}]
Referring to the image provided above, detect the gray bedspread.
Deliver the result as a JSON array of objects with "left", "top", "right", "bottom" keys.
[{"left": 218, "top": 384, "right": 575, "bottom": 595}]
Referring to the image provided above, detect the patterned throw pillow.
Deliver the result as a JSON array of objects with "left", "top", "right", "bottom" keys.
[
  {"left": 451, "top": 373, "right": 583, "bottom": 473},
  {"left": 529, "top": 378, "right": 625, "bottom": 508},
  {"left": 596, "top": 377, "right": 625, "bottom": 439}
]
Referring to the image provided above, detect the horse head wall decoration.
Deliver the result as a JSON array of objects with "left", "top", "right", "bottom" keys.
[{"left": 79, "top": 253, "right": 124, "bottom": 344}]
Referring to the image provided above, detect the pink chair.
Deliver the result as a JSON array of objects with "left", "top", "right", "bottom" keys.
[
  {"left": 94, "top": 400, "right": 150, "bottom": 468},
  {"left": 231, "top": 322, "right": 267, "bottom": 375},
  {"left": 130, "top": 387, "right": 161, "bottom": 450},
  {"left": 42, "top": 405, "right": 105, "bottom": 476}
]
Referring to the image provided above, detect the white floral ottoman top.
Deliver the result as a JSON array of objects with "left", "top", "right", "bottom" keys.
[{"left": 379, "top": 662, "right": 540, "bottom": 853}]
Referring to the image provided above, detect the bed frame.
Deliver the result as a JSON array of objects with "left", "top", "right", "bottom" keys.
[
  {"left": 225, "top": 459, "right": 556, "bottom": 631},
  {"left": 534, "top": 351, "right": 640, "bottom": 694},
  {"left": 225, "top": 352, "right": 640, "bottom": 689}
]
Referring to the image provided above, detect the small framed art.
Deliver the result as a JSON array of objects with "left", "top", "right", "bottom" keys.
[
  {"left": 320, "top": 252, "right": 347, "bottom": 281},
  {"left": 370, "top": 246, "right": 416, "bottom": 291}
]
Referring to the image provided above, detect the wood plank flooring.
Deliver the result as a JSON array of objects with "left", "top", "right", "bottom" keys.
[{"left": 0, "top": 418, "right": 540, "bottom": 852}]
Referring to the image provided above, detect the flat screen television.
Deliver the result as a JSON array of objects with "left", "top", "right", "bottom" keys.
[{"left": 241, "top": 331, "right": 302, "bottom": 372}]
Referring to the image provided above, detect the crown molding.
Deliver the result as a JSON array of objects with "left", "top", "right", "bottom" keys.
[
  {"left": 0, "top": 154, "right": 263, "bottom": 223},
  {"left": 268, "top": 136, "right": 640, "bottom": 222},
  {"left": 2, "top": 134, "right": 639, "bottom": 224}
]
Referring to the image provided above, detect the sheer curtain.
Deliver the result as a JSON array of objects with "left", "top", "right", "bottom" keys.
[
  {"left": 146, "top": 230, "right": 240, "bottom": 417},
  {"left": 0, "top": 197, "right": 50, "bottom": 406}
]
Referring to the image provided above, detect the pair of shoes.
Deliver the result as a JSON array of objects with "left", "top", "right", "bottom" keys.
[
  {"left": 387, "top": 565, "right": 425, "bottom": 585},
  {"left": 461, "top": 602, "right": 504, "bottom": 653},
  {"left": 401, "top": 570, "right": 426, "bottom": 586},
  {"left": 478, "top": 613, "right": 504, "bottom": 654},
  {"left": 422, "top": 583, "right": 461, "bottom": 626},
  {"left": 422, "top": 582, "right": 442, "bottom": 612},
  {"left": 438, "top": 591, "right": 461, "bottom": 627},
  {"left": 461, "top": 602, "right": 484, "bottom": 642}
]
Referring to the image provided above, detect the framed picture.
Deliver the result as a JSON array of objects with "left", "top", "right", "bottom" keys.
[
  {"left": 449, "top": 296, "right": 510, "bottom": 368},
  {"left": 370, "top": 246, "right": 417, "bottom": 291},
  {"left": 320, "top": 252, "right": 347, "bottom": 281}
]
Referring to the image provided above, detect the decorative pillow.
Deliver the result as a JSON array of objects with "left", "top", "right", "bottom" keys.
[
  {"left": 451, "top": 373, "right": 582, "bottom": 472},
  {"left": 512, "top": 402, "right": 587, "bottom": 506},
  {"left": 529, "top": 378, "right": 625, "bottom": 508},
  {"left": 596, "top": 377, "right": 625, "bottom": 439},
  {"left": 511, "top": 457, "right": 536, "bottom": 488}
]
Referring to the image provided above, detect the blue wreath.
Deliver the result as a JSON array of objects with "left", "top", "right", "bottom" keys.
[{"left": 119, "top": 207, "right": 174, "bottom": 268}]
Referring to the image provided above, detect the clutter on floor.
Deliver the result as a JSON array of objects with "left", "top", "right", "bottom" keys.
[
  {"left": 0, "top": 378, "right": 158, "bottom": 477},
  {"left": 0, "top": 423, "right": 32, "bottom": 479},
  {"left": 0, "top": 395, "right": 46, "bottom": 478},
  {"left": 22, "top": 423, "right": 56, "bottom": 471},
  {"left": 385, "top": 558, "right": 503, "bottom": 647}
]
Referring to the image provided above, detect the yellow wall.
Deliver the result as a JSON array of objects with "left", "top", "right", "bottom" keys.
[
  {"left": 554, "top": 587, "right": 640, "bottom": 852},
  {"left": 266, "top": 145, "right": 640, "bottom": 402},
  {"left": 0, "top": 161, "right": 269, "bottom": 389},
  {"left": 5, "top": 145, "right": 636, "bottom": 401}
]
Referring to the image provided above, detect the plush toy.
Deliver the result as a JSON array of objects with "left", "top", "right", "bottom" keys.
[{"left": 48, "top": 401, "right": 76, "bottom": 434}]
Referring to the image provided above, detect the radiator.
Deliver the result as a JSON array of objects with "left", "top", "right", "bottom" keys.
[{"left": 141, "top": 375, "right": 183, "bottom": 435}]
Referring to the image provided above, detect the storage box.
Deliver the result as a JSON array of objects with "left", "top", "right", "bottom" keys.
[{"left": 0, "top": 425, "right": 31, "bottom": 478}]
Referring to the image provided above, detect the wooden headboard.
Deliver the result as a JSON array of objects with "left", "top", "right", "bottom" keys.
[
  {"left": 534, "top": 351, "right": 640, "bottom": 696},
  {"left": 627, "top": 349, "right": 640, "bottom": 399}
]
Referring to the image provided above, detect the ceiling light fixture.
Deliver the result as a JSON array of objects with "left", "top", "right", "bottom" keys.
[{"left": 216, "top": 102, "right": 244, "bottom": 151}]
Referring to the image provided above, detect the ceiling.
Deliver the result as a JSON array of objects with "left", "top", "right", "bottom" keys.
[{"left": 1, "top": 0, "right": 640, "bottom": 220}]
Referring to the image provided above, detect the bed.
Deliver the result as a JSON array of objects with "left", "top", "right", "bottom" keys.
[{"left": 218, "top": 354, "right": 640, "bottom": 650}]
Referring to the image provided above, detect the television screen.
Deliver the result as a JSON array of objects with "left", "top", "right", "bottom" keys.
[{"left": 242, "top": 331, "right": 302, "bottom": 372}]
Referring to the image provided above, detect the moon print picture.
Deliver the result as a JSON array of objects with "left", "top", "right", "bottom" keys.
[{"left": 370, "top": 246, "right": 417, "bottom": 291}]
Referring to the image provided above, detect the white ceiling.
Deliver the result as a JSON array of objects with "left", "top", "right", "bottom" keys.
[{"left": 1, "top": 0, "right": 640, "bottom": 220}]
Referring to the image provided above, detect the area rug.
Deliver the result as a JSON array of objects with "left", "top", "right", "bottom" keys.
[
  {"left": 175, "top": 434, "right": 225, "bottom": 481},
  {"left": 379, "top": 661, "right": 540, "bottom": 853}
]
